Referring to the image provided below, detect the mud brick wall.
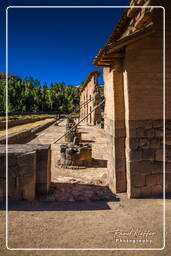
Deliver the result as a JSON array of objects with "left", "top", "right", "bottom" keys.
[
  {"left": 127, "top": 120, "right": 171, "bottom": 198},
  {"left": 0, "top": 144, "right": 51, "bottom": 200}
]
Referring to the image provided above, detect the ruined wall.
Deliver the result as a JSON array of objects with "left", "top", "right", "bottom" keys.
[
  {"left": 0, "top": 144, "right": 51, "bottom": 200},
  {"left": 80, "top": 72, "right": 102, "bottom": 125}
]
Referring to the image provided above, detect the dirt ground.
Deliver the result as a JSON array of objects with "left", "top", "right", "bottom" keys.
[
  {"left": 0, "top": 121, "right": 170, "bottom": 255},
  {"left": 0, "top": 199, "right": 170, "bottom": 255}
]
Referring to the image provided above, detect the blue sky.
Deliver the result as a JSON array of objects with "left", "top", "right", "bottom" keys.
[{"left": 0, "top": 0, "right": 130, "bottom": 86}]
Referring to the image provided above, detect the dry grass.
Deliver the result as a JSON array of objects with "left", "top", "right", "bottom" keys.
[{"left": 0, "top": 118, "right": 55, "bottom": 137}]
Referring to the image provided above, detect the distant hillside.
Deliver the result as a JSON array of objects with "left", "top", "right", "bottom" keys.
[{"left": 0, "top": 73, "right": 21, "bottom": 83}]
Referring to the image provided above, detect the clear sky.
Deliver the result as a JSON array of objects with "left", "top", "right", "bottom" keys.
[{"left": 0, "top": 0, "right": 130, "bottom": 86}]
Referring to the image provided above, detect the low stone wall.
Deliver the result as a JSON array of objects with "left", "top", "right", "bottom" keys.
[
  {"left": 0, "top": 116, "right": 54, "bottom": 129},
  {"left": 0, "top": 144, "right": 51, "bottom": 201},
  {"left": 0, "top": 119, "right": 56, "bottom": 144}
]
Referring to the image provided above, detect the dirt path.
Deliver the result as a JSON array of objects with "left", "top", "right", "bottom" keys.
[
  {"left": 26, "top": 120, "right": 110, "bottom": 201},
  {"left": 27, "top": 120, "right": 108, "bottom": 185}
]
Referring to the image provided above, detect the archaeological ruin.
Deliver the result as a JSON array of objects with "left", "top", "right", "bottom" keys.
[
  {"left": 0, "top": 0, "right": 170, "bottom": 202},
  {"left": 79, "top": 71, "right": 103, "bottom": 126}
]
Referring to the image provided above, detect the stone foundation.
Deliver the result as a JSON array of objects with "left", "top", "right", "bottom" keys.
[
  {"left": 105, "top": 119, "right": 171, "bottom": 198},
  {"left": 0, "top": 144, "right": 51, "bottom": 200},
  {"left": 127, "top": 119, "right": 171, "bottom": 198}
]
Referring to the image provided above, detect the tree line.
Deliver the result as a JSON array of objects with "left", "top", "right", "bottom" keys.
[{"left": 0, "top": 74, "right": 80, "bottom": 114}]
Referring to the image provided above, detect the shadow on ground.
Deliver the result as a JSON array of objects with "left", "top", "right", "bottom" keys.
[
  {"left": 0, "top": 200, "right": 118, "bottom": 211},
  {"left": 90, "top": 158, "right": 107, "bottom": 168},
  {"left": 81, "top": 139, "right": 95, "bottom": 143}
]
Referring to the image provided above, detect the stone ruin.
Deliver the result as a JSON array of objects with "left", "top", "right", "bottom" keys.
[
  {"left": 58, "top": 118, "right": 92, "bottom": 168},
  {"left": 65, "top": 118, "right": 81, "bottom": 143}
]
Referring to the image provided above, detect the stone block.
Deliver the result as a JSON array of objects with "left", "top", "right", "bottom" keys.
[
  {"left": 150, "top": 138, "right": 161, "bottom": 149},
  {"left": 166, "top": 138, "right": 171, "bottom": 146},
  {"left": 145, "top": 128, "right": 154, "bottom": 137},
  {"left": 151, "top": 185, "right": 163, "bottom": 195},
  {"left": 138, "top": 138, "right": 149, "bottom": 148},
  {"left": 166, "top": 173, "right": 171, "bottom": 184},
  {"left": 146, "top": 174, "right": 158, "bottom": 186},
  {"left": 130, "top": 160, "right": 153, "bottom": 174},
  {"left": 152, "top": 161, "right": 163, "bottom": 173},
  {"left": 152, "top": 120, "right": 163, "bottom": 128},
  {"left": 143, "top": 120, "right": 153, "bottom": 129},
  {"left": 129, "top": 128, "right": 137, "bottom": 137},
  {"left": 140, "top": 186, "right": 152, "bottom": 196},
  {"left": 130, "top": 149, "right": 142, "bottom": 161},
  {"left": 155, "top": 149, "right": 163, "bottom": 161},
  {"left": 129, "top": 138, "right": 139, "bottom": 150},
  {"left": 0, "top": 179, "right": 5, "bottom": 200},
  {"left": 155, "top": 128, "right": 163, "bottom": 137},
  {"left": 129, "top": 120, "right": 139, "bottom": 128},
  {"left": 142, "top": 149, "right": 154, "bottom": 160},
  {"left": 166, "top": 183, "right": 171, "bottom": 194},
  {"left": 128, "top": 186, "right": 141, "bottom": 198},
  {"left": 165, "top": 162, "right": 171, "bottom": 173},
  {"left": 166, "top": 129, "right": 171, "bottom": 137},
  {"left": 132, "top": 173, "right": 146, "bottom": 187},
  {"left": 136, "top": 127, "right": 145, "bottom": 137},
  {"left": 0, "top": 155, "right": 6, "bottom": 178},
  {"left": 17, "top": 151, "right": 36, "bottom": 168},
  {"left": 167, "top": 149, "right": 171, "bottom": 162}
]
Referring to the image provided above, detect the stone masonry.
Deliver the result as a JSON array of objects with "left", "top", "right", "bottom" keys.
[
  {"left": 80, "top": 71, "right": 102, "bottom": 126},
  {"left": 93, "top": 0, "right": 171, "bottom": 197},
  {"left": 0, "top": 144, "right": 51, "bottom": 200}
]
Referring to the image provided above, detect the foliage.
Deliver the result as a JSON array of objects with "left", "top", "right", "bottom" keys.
[{"left": 0, "top": 75, "right": 80, "bottom": 113}]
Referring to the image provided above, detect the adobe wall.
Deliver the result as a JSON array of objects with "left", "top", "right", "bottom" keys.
[
  {"left": 80, "top": 72, "right": 102, "bottom": 125},
  {"left": 103, "top": 6, "right": 171, "bottom": 198},
  {"left": 103, "top": 67, "right": 127, "bottom": 193},
  {"left": 124, "top": 8, "right": 171, "bottom": 197},
  {"left": 0, "top": 144, "right": 51, "bottom": 200}
]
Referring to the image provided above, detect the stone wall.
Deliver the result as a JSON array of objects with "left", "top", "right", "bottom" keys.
[
  {"left": 0, "top": 144, "right": 51, "bottom": 200},
  {"left": 0, "top": 119, "right": 56, "bottom": 144},
  {"left": 80, "top": 71, "right": 102, "bottom": 126},
  {"left": 127, "top": 120, "right": 171, "bottom": 197},
  {"left": 98, "top": 2, "right": 170, "bottom": 198}
]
